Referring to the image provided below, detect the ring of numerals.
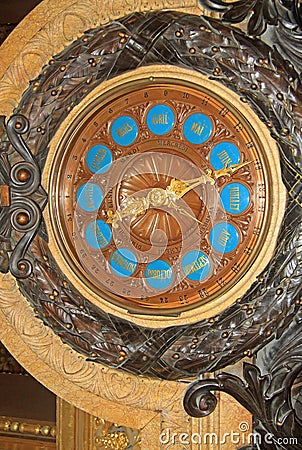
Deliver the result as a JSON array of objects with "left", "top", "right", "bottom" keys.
[{"left": 50, "top": 71, "right": 274, "bottom": 316}]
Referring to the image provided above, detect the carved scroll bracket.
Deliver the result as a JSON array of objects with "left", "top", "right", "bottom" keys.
[
  {"left": 0, "top": 114, "right": 47, "bottom": 278},
  {"left": 184, "top": 313, "right": 302, "bottom": 449}
]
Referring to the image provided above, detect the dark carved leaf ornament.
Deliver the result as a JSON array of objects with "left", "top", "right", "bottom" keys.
[
  {"left": 1, "top": 10, "right": 302, "bottom": 397},
  {"left": 200, "top": 0, "right": 302, "bottom": 73},
  {"left": 184, "top": 314, "right": 302, "bottom": 449},
  {"left": 200, "top": 0, "right": 278, "bottom": 35}
]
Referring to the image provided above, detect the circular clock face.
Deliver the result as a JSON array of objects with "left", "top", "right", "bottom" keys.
[{"left": 49, "top": 68, "right": 276, "bottom": 320}]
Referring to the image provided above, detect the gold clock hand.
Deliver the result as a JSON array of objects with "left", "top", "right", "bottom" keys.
[
  {"left": 211, "top": 161, "right": 252, "bottom": 180},
  {"left": 106, "top": 209, "right": 119, "bottom": 228},
  {"left": 107, "top": 195, "right": 150, "bottom": 228},
  {"left": 167, "top": 161, "right": 252, "bottom": 200},
  {"left": 166, "top": 169, "right": 215, "bottom": 199},
  {"left": 168, "top": 201, "right": 203, "bottom": 225},
  {"left": 106, "top": 187, "right": 169, "bottom": 228}
]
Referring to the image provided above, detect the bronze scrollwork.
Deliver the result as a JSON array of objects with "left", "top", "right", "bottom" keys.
[
  {"left": 184, "top": 315, "right": 302, "bottom": 449},
  {"left": 1, "top": 114, "right": 47, "bottom": 278}
]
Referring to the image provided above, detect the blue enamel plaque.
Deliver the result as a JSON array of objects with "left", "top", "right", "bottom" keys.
[
  {"left": 110, "top": 248, "right": 137, "bottom": 277},
  {"left": 86, "top": 144, "right": 112, "bottom": 174},
  {"left": 220, "top": 183, "right": 251, "bottom": 214},
  {"left": 210, "top": 142, "right": 240, "bottom": 170},
  {"left": 76, "top": 183, "right": 103, "bottom": 212},
  {"left": 210, "top": 222, "right": 240, "bottom": 253},
  {"left": 183, "top": 113, "right": 212, "bottom": 144},
  {"left": 146, "top": 104, "right": 174, "bottom": 135},
  {"left": 85, "top": 220, "right": 112, "bottom": 249},
  {"left": 111, "top": 116, "right": 138, "bottom": 146},
  {"left": 145, "top": 260, "right": 173, "bottom": 289},
  {"left": 182, "top": 250, "right": 211, "bottom": 281}
]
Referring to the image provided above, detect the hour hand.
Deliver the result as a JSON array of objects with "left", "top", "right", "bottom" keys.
[
  {"left": 168, "top": 201, "right": 203, "bottom": 225},
  {"left": 212, "top": 161, "right": 252, "bottom": 180},
  {"left": 107, "top": 196, "right": 149, "bottom": 228}
]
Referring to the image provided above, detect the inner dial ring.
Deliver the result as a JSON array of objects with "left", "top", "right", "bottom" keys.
[
  {"left": 113, "top": 149, "right": 208, "bottom": 249},
  {"left": 49, "top": 67, "right": 280, "bottom": 322}
]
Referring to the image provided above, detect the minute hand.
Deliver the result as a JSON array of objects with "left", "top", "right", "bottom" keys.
[
  {"left": 166, "top": 170, "right": 215, "bottom": 199},
  {"left": 211, "top": 161, "right": 252, "bottom": 180},
  {"left": 167, "top": 161, "right": 251, "bottom": 199}
]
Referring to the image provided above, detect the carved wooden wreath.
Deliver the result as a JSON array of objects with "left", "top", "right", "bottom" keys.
[
  {"left": 1, "top": 7, "right": 302, "bottom": 389},
  {"left": 0, "top": 2, "right": 302, "bottom": 442}
]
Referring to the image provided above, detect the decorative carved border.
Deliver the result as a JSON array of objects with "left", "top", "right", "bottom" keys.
[
  {"left": 0, "top": 271, "right": 190, "bottom": 444},
  {"left": 0, "top": 0, "right": 203, "bottom": 118}
]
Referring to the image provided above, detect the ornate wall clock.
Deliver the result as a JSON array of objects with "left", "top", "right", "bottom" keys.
[
  {"left": 1, "top": 1, "right": 302, "bottom": 449},
  {"left": 47, "top": 66, "right": 284, "bottom": 326}
]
